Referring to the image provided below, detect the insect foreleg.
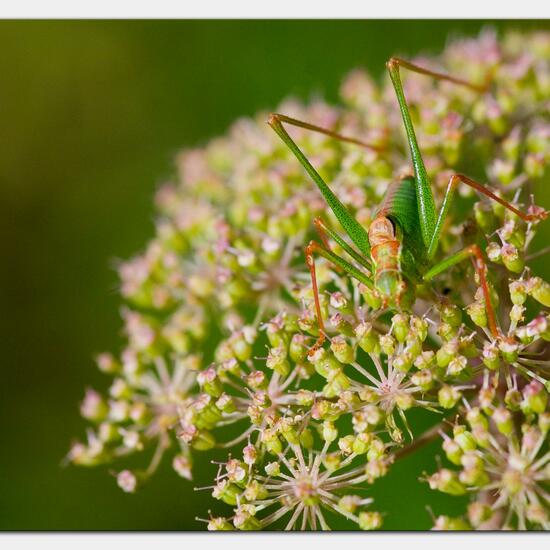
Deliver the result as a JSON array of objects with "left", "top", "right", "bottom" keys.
[
  {"left": 423, "top": 244, "right": 499, "bottom": 337},
  {"left": 427, "top": 173, "right": 549, "bottom": 260},
  {"left": 313, "top": 217, "right": 372, "bottom": 272},
  {"left": 305, "top": 240, "right": 374, "bottom": 355}
]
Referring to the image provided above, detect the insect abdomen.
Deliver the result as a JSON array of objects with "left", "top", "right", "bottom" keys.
[{"left": 368, "top": 216, "right": 403, "bottom": 301}]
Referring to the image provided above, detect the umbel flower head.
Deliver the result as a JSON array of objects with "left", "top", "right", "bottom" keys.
[{"left": 70, "top": 29, "right": 550, "bottom": 530}]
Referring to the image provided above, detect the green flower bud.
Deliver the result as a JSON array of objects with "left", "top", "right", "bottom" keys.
[
  {"left": 322, "top": 420, "right": 338, "bottom": 443},
  {"left": 447, "top": 355, "right": 468, "bottom": 376},
  {"left": 493, "top": 406, "right": 513, "bottom": 435},
  {"left": 353, "top": 432, "right": 373, "bottom": 455},
  {"left": 330, "top": 335, "right": 355, "bottom": 364},
  {"left": 367, "top": 437, "right": 385, "bottom": 461},
  {"left": 436, "top": 340, "right": 459, "bottom": 368},
  {"left": 197, "top": 367, "right": 223, "bottom": 398},
  {"left": 443, "top": 438, "right": 463, "bottom": 465},
  {"left": 440, "top": 303, "right": 462, "bottom": 327},
  {"left": 414, "top": 350, "right": 435, "bottom": 370},
  {"left": 501, "top": 243, "right": 524, "bottom": 273},
  {"left": 379, "top": 334, "right": 396, "bottom": 356},
  {"left": 433, "top": 515, "right": 471, "bottom": 531},
  {"left": 509, "top": 280, "right": 528, "bottom": 305},
  {"left": 358, "top": 511, "right": 383, "bottom": 530},
  {"left": 266, "top": 345, "right": 290, "bottom": 376},
  {"left": 355, "top": 322, "right": 379, "bottom": 354},
  {"left": 233, "top": 508, "right": 261, "bottom": 530},
  {"left": 261, "top": 428, "right": 283, "bottom": 455},
  {"left": 522, "top": 380, "right": 548, "bottom": 414},
  {"left": 498, "top": 337, "right": 519, "bottom": 363},
  {"left": 207, "top": 517, "right": 233, "bottom": 531},
  {"left": 392, "top": 313, "right": 409, "bottom": 343},
  {"left": 528, "top": 276, "right": 550, "bottom": 307},
  {"left": 289, "top": 333, "right": 308, "bottom": 363},
  {"left": 360, "top": 284, "right": 382, "bottom": 309},
  {"left": 428, "top": 469, "right": 466, "bottom": 496},
  {"left": 264, "top": 462, "right": 280, "bottom": 477},
  {"left": 486, "top": 242, "right": 502, "bottom": 263},
  {"left": 411, "top": 369, "right": 434, "bottom": 391},
  {"left": 466, "top": 300, "right": 487, "bottom": 329},
  {"left": 453, "top": 425, "right": 477, "bottom": 451},
  {"left": 438, "top": 385, "right": 461, "bottom": 409}
]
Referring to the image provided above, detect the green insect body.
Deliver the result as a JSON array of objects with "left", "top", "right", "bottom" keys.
[{"left": 268, "top": 57, "right": 547, "bottom": 352}]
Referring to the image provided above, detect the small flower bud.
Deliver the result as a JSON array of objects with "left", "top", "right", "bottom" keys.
[
  {"left": 197, "top": 367, "right": 223, "bottom": 397},
  {"left": 266, "top": 345, "right": 290, "bottom": 376},
  {"left": 330, "top": 335, "right": 355, "bottom": 364},
  {"left": 501, "top": 243, "right": 524, "bottom": 273},
  {"left": 498, "top": 337, "right": 519, "bottom": 363},
  {"left": 493, "top": 406, "right": 513, "bottom": 435},
  {"left": 322, "top": 420, "right": 338, "bottom": 443},
  {"left": 427, "top": 469, "right": 466, "bottom": 496},
  {"left": 117, "top": 470, "right": 137, "bottom": 493},
  {"left": 289, "top": 333, "right": 308, "bottom": 363},
  {"left": 173, "top": 454, "right": 192, "bottom": 480},
  {"left": 528, "top": 276, "right": 550, "bottom": 307},
  {"left": 379, "top": 334, "right": 396, "bottom": 356},
  {"left": 440, "top": 303, "right": 462, "bottom": 327},
  {"left": 467, "top": 502, "right": 493, "bottom": 528},
  {"left": 466, "top": 300, "right": 488, "bottom": 329},
  {"left": 486, "top": 242, "right": 502, "bottom": 263},
  {"left": 436, "top": 340, "right": 459, "bottom": 368},
  {"left": 358, "top": 511, "right": 383, "bottom": 530},
  {"left": 443, "top": 438, "right": 463, "bottom": 465},
  {"left": 522, "top": 380, "right": 548, "bottom": 414},
  {"left": 438, "top": 385, "right": 461, "bottom": 409},
  {"left": 392, "top": 313, "right": 409, "bottom": 343},
  {"left": 509, "top": 280, "right": 528, "bottom": 305},
  {"left": 355, "top": 322, "right": 379, "bottom": 353}
]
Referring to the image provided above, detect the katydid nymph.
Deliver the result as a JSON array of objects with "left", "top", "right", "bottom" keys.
[{"left": 268, "top": 57, "right": 548, "bottom": 354}]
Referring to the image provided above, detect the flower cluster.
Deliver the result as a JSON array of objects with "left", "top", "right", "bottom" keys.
[{"left": 70, "top": 30, "right": 550, "bottom": 530}]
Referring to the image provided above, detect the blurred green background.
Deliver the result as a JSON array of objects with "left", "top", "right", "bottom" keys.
[{"left": 2, "top": 20, "right": 550, "bottom": 531}]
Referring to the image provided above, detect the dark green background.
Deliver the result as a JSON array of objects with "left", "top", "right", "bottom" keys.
[{"left": 2, "top": 20, "right": 549, "bottom": 531}]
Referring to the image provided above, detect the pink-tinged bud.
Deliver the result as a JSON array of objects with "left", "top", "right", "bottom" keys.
[
  {"left": 501, "top": 243, "right": 524, "bottom": 273},
  {"left": 116, "top": 470, "right": 137, "bottom": 493},
  {"left": 493, "top": 406, "right": 513, "bottom": 435},
  {"left": 172, "top": 454, "right": 192, "bottom": 480},
  {"left": 486, "top": 242, "right": 502, "bottom": 263},
  {"left": 498, "top": 337, "right": 519, "bottom": 363},
  {"left": 522, "top": 380, "right": 548, "bottom": 413},
  {"left": 243, "top": 444, "right": 257, "bottom": 466},
  {"left": 509, "top": 280, "right": 528, "bottom": 305},
  {"left": 96, "top": 352, "right": 121, "bottom": 374},
  {"left": 467, "top": 502, "right": 493, "bottom": 528},
  {"left": 80, "top": 389, "right": 108, "bottom": 422}
]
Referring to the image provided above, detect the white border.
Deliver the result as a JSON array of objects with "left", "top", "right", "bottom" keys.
[
  {"left": 0, "top": 0, "right": 549, "bottom": 19},
  {"left": 0, "top": 533, "right": 548, "bottom": 550}
]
